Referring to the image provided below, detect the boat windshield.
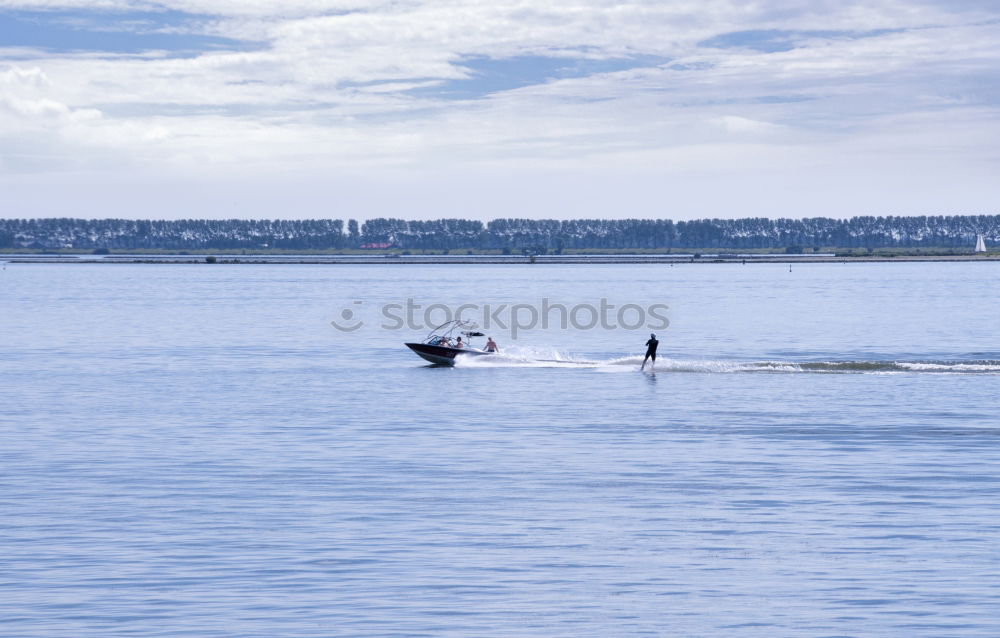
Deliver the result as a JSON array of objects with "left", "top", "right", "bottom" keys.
[{"left": 422, "top": 319, "right": 482, "bottom": 347}]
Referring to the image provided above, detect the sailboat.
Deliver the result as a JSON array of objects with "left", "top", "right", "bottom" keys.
[{"left": 975, "top": 234, "right": 987, "bottom": 253}]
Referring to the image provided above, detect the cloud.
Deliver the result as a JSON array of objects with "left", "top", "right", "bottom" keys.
[
  {"left": 0, "top": 1, "right": 999, "bottom": 219},
  {"left": 0, "top": 64, "right": 100, "bottom": 127},
  {"left": 714, "top": 115, "right": 783, "bottom": 134},
  {"left": 1, "top": 64, "right": 51, "bottom": 86}
]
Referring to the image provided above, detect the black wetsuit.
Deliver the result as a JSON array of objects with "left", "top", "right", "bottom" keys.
[{"left": 643, "top": 338, "right": 659, "bottom": 367}]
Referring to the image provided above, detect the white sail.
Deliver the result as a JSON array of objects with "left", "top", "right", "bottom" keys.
[{"left": 975, "top": 234, "right": 987, "bottom": 253}]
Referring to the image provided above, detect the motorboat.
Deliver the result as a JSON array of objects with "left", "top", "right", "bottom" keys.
[{"left": 405, "top": 319, "right": 497, "bottom": 365}]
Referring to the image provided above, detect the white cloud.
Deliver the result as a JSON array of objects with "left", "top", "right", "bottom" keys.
[
  {"left": 0, "top": 1, "right": 999, "bottom": 219},
  {"left": 0, "top": 0, "right": 386, "bottom": 18},
  {"left": 714, "top": 115, "right": 783, "bottom": 134},
  {"left": 1, "top": 65, "right": 51, "bottom": 87},
  {"left": 0, "top": 64, "right": 101, "bottom": 132}
]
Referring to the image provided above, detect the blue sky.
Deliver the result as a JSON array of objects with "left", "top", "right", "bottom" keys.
[
  {"left": 1, "top": 1, "right": 998, "bottom": 220},
  {"left": 0, "top": 8, "right": 256, "bottom": 54}
]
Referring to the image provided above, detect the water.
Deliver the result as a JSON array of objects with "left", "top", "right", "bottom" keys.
[{"left": 1, "top": 262, "right": 999, "bottom": 637}]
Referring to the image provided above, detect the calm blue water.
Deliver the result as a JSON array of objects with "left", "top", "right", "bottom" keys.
[{"left": 2, "top": 262, "right": 999, "bottom": 637}]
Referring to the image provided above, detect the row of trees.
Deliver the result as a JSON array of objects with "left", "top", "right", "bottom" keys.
[
  {"left": 0, "top": 218, "right": 347, "bottom": 250},
  {"left": 1, "top": 215, "right": 996, "bottom": 251}
]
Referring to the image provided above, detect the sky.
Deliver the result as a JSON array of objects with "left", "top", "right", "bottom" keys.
[{"left": 0, "top": 1, "right": 998, "bottom": 221}]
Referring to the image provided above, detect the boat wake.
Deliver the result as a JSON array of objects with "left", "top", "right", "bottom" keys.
[{"left": 453, "top": 348, "right": 1000, "bottom": 374}]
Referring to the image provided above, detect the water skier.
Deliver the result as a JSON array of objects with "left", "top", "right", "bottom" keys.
[{"left": 641, "top": 333, "right": 659, "bottom": 371}]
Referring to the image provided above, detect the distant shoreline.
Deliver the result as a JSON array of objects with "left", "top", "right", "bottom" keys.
[{"left": 3, "top": 254, "right": 998, "bottom": 265}]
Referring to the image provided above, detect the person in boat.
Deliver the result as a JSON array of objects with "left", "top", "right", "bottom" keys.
[
  {"left": 485, "top": 337, "right": 499, "bottom": 352},
  {"left": 641, "top": 333, "right": 659, "bottom": 371},
  {"left": 453, "top": 336, "right": 464, "bottom": 349},
  {"left": 436, "top": 336, "right": 450, "bottom": 347}
]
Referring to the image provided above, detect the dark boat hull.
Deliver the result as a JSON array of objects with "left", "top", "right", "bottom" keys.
[{"left": 405, "top": 343, "right": 494, "bottom": 366}]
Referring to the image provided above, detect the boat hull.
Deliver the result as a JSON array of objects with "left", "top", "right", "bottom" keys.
[{"left": 405, "top": 343, "right": 494, "bottom": 366}]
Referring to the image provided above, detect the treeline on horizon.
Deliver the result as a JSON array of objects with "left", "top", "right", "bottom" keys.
[{"left": 1, "top": 215, "right": 996, "bottom": 251}]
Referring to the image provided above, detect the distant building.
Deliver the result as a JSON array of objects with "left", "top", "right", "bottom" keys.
[{"left": 360, "top": 242, "right": 394, "bottom": 250}]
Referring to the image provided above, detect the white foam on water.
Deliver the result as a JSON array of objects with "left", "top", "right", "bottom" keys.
[
  {"left": 454, "top": 346, "right": 600, "bottom": 368},
  {"left": 898, "top": 361, "right": 1000, "bottom": 372},
  {"left": 452, "top": 352, "right": 1000, "bottom": 374}
]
